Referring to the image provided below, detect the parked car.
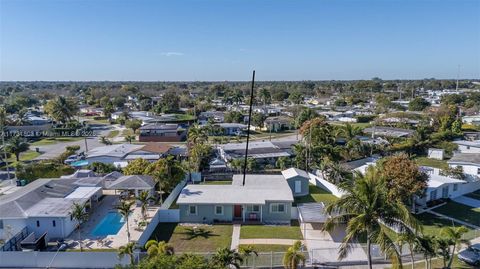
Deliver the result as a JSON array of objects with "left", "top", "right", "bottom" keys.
[{"left": 458, "top": 243, "right": 480, "bottom": 266}]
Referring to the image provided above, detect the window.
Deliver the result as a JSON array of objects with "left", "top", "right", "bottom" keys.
[
  {"left": 0, "top": 220, "right": 3, "bottom": 229},
  {"left": 270, "top": 203, "right": 286, "bottom": 213},
  {"left": 430, "top": 190, "right": 437, "bottom": 201},
  {"left": 466, "top": 146, "right": 470, "bottom": 150},
  {"left": 294, "top": 180, "right": 302, "bottom": 193},
  {"left": 188, "top": 205, "right": 197, "bottom": 215},
  {"left": 36, "top": 220, "right": 40, "bottom": 227},
  {"left": 52, "top": 220, "right": 56, "bottom": 227},
  {"left": 442, "top": 186, "right": 449, "bottom": 198},
  {"left": 247, "top": 205, "right": 260, "bottom": 212},
  {"left": 215, "top": 205, "right": 224, "bottom": 215},
  {"left": 453, "top": 184, "right": 458, "bottom": 191}
]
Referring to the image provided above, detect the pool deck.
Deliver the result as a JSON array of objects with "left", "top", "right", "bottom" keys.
[{"left": 66, "top": 190, "right": 160, "bottom": 250}]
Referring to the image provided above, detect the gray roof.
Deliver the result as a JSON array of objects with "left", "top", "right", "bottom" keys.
[
  {"left": 282, "top": 168, "right": 309, "bottom": 179},
  {"left": 341, "top": 156, "right": 378, "bottom": 171},
  {"left": 298, "top": 203, "right": 329, "bottom": 223},
  {"left": 105, "top": 175, "right": 155, "bottom": 190},
  {"left": 139, "top": 123, "right": 179, "bottom": 130},
  {"left": 61, "top": 169, "right": 97, "bottom": 179},
  {"left": 363, "top": 127, "right": 414, "bottom": 137},
  {"left": 448, "top": 153, "right": 480, "bottom": 166},
  {"left": 177, "top": 174, "right": 293, "bottom": 205},
  {"left": 454, "top": 140, "right": 480, "bottom": 148},
  {"left": 86, "top": 144, "right": 143, "bottom": 158}
]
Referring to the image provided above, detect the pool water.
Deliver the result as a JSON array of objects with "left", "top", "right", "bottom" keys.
[{"left": 91, "top": 212, "right": 125, "bottom": 236}]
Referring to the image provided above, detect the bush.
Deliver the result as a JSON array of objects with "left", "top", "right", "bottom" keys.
[
  {"left": 355, "top": 115, "right": 376, "bottom": 123},
  {"left": 16, "top": 162, "right": 74, "bottom": 182},
  {"left": 88, "top": 162, "right": 118, "bottom": 174}
]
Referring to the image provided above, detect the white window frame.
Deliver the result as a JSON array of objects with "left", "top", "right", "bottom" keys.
[
  {"left": 187, "top": 205, "right": 197, "bottom": 216},
  {"left": 247, "top": 205, "right": 260, "bottom": 212},
  {"left": 214, "top": 205, "right": 224, "bottom": 215},
  {"left": 270, "top": 203, "right": 286, "bottom": 213}
]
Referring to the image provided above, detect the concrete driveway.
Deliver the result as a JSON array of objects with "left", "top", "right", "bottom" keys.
[{"left": 301, "top": 222, "right": 367, "bottom": 263}]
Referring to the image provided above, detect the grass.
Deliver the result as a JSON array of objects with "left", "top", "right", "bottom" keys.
[
  {"left": 433, "top": 201, "right": 480, "bottom": 226},
  {"left": 415, "top": 213, "right": 474, "bottom": 236},
  {"left": 240, "top": 221, "right": 303, "bottom": 240},
  {"left": 2, "top": 150, "right": 41, "bottom": 167},
  {"left": 414, "top": 157, "right": 449, "bottom": 170},
  {"left": 239, "top": 244, "right": 291, "bottom": 252},
  {"left": 293, "top": 184, "right": 338, "bottom": 206},
  {"left": 199, "top": 180, "right": 232, "bottom": 185},
  {"left": 106, "top": 130, "right": 120, "bottom": 138},
  {"left": 149, "top": 223, "right": 232, "bottom": 253},
  {"left": 385, "top": 256, "right": 473, "bottom": 269},
  {"left": 30, "top": 137, "right": 83, "bottom": 146},
  {"left": 122, "top": 129, "right": 134, "bottom": 136}
]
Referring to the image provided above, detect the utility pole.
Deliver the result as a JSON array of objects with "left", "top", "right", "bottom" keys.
[
  {"left": 242, "top": 71, "right": 255, "bottom": 186},
  {"left": 1, "top": 123, "right": 12, "bottom": 181},
  {"left": 455, "top": 65, "right": 460, "bottom": 93}
]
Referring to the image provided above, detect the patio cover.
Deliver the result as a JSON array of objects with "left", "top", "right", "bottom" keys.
[{"left": 298, "top": 202, "right": 330, "bottom": 223}]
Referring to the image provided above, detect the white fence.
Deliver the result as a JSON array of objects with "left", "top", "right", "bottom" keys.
[
  {"left": 308, "top": 172, "right": 344, "bottom": 198},
  {"left": 158, "top": 209, "right": 180, "bottom": 222},
  {"left": 0, "top": 251, "right": 133, "bottom": 268},
  {"left": 291, "top": 206, "right": 298, "bottom": 219}
]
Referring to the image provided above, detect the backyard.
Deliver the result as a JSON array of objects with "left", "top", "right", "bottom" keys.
[
  {"left": 240, "top": 221, "right": 303, "bottom": 240},
  {"left": 433, "top": 201, "right": 480, "bottom": 227},
  {"left": 149, "top": 223, "right": 233, "bottom": 253},
  {"left": 293, "top": 184, "right": 338, "bottom": 206},
  {"left": 414, "top": 157, "right": 448, "bottom": 170},
  {"left": 416, "top": 213, "right": 474, "bottom": 237}
]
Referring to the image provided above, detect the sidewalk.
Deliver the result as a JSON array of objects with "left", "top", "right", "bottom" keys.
[{"left": 230, "top": 224, "right": 241, "bottom": 250}]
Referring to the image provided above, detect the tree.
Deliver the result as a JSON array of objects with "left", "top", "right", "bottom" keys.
[
  {"left": 125, "top": 135, "right": 135, "bottom": 144},
  {"left": 441, "top": 226, "right": 470, "bottom": 268},
  {"left": 396, "top": 232, "right": 419, "bottom": 269},
  {"left": 276, "top": 156, "right": 291, "bottom": 170},
  {"left": 288, "top": 91, "right": 303, "bottom": 104},
  {"left": 136, "top": 190, "right": 154, "bottom": 220},
  {"left": 211, "top": 248, "right": 243, "bottom": 269},
  {"left": 238, "top": 245, "right": 258, "bottom": 266},
  {"left": 156, "top": 90, "right": 180, "bottom": 113},
  {"left": 99, "top": 136, "right": 112, "bottom": 145},
  {"left": 258, "top": 88, "right": 271, "bottom": 107},
  {"left": 44, "top": 96, "right": 79, "bottom": 123},
  {"left": 295, "top": 108, "right": 317, "bottom": 128},
  {"left": 116, "top": 200, "right": 134, "bottom": 242},
  {"left": 123, "top": 158, "right": 151, "bottom": 175},
  {"left": 251, "top": 112, "right": 266, "bottom": 128},
  {"left": 6, "top": 136, "right": 29, "bottom": 161},
  {"left": 69, "top": 202, "right": 89, "bottom": 252},
  {"left": 282, "top": 241, "right": 306, "bottom": 269},
  {"left": 380, "top": 153, "right": 428, "bottom": 208},
  {"left": 118, "top": 242, "right": 136, "bottom": 266},
  {"left": 338, "top": 123, "right": 362, "bottom": 141},
  {"left": 145, "top": 240, "right": 175, "bottom": 257},
  {"left": 189, "top": 143, "right": 212, "bottom": 172},
  {"left": 415, "top": 234, "right": 436, "bottom": 269},
  {"left": 224, "top": 111, "right": 244, "bottom": 123},
  {"left": 408, "top": 97, "right": 430, "bottom": 111},
  {"left": 88, "top": 162, "right": 117, "bottom": 174},
  {"left": 187, "top": 124, "right": 208, "bottom": 145},
  {"left": 324, "top": 166, "right": 419, "bottom": 269},
  {"left": 125, "top": 119, "right": 142, "bottom": 134},
  {"left": 146, "top": 156, "right": 185, "bottom": 193}
]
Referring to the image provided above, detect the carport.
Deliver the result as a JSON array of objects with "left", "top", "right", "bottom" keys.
[{"left": 297, "top": 202, "right": 330, "bottom": 240}]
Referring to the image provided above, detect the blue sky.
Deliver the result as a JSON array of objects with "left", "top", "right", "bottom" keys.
[{"left": 1, "top": 0, "right": 479, "bottom": 81}]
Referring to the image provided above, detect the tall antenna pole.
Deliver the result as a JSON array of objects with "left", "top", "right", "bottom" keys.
[
  {"left": 455, "top": 65, "right": 460, "bottom": 93},
  {"left": 242, "top": 70, "right": 255, "bottom": 186}
]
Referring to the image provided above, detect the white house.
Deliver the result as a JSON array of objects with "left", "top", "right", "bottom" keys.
[
  {"left": 85, "top": 143, "right": 144, "bottom": 165},
  {"left": 448, "top": 153, "right": 480, "bottom": 176},
  {"left": 462, "top": 115, "right": 480, "bottom": 125},
  {"left": 453, "top": 140, "right": 480, "bottom": 154}
]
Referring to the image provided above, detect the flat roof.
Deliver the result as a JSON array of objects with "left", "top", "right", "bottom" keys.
[
  {"left": 298, "top": 203, "right": 330, "bottom": 223},
  {"left": 65, "top": 186, "right": 101, "bottom": 199}
]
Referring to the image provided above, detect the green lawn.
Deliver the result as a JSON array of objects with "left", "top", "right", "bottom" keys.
[
  {"left": 199, "top": 180, "right": 232, "bottom": 185},
  {"left": 30, "top": 137, "right": 83, "bottom": 146},
  {"left": 415, "top": 213, "right": 473, "bottom": 236},
  {"left": 106, "top": 130, "right": 120, "bottom": 138},
  {"left": 149, "top": 223, "right": 232, "bottom": 253},
  {"left": 414, "top": 157, "right": 449, "bottom": 170},
  {"left": 122, "top": 129, "right": 134, "bottom": 136},
  {"left": 2, "top": 150, "right": 41, "bottom": 167},
  {"left": 240, "top": 222, "right": 303, "bottom": 240},
  {"left": 293, "top": 184, "right": 338, "bottom": 206},
  {"left": 239, "top": 244, "right": 291, "bottom": 252},
  {"left": 433, "top": 201, "right": 480, "bottom": 227}
]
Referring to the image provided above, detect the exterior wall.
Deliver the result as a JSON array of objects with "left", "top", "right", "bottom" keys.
[
  {"left": 286, "top": 176, "right": 309, "bottom": 197},
  {"left": 424, "top": 181, "right": 480, "bottom": 202},
  {"left": 0, "top": 219, "right": 27, "bottom": 240},
  {"left": 456, "top": 145, "right": 480, "bottom": 154},
  {"left": 262, "top": 201, "right": 291, "bottom": 224},
  {"left": 26, "top": 216, "right": 77, "bottom": 240},
  {"left": 179, "top": 204, "right": 234, "bottom": 223},
  {"left": 427, "top": 149, "right": 444, "bottom": 160}
]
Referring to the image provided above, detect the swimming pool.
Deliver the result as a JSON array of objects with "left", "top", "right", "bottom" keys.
[{"left": 91, "top": 212, "right": 125, "bottom": 237}]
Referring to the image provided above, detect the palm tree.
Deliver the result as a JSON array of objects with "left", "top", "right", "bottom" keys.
[
  {"left": 6, "top": 135, "right": 29, "bottom": 162},
  {"left": 415, "top": 234, "right": 436, "bottom": 269},
  {"left": 136, "top": 191, "right": 153, "bottom": 220},
  {"left": 144, "top": 240, "right": 174, "bottom": 256},
  {"left": 258, "top": 88, "right": 271, "bottom": 107},
  {"left": 282, "top": 241, "right": 306, "bottom": 269},
  {"left": 187, "top": 124, "right": 208, "bottom": 145},
  {"left": 116, "top": 200, "right": 135, "bottom": 243},
  {"left": 69, "top": 202, "right": 89, "bottom": 252},
  {"left": 211, "top": 247, "right": 243, "bottom": 269},
  {"left": 441, "top": 226, "right": 470, "bottom": 268},
  {"left": 323, "top": 166, "right": 419, "bottom": 269},
  {"left": 124, "top": 135, "right": 135, "bottom": 144},
  {"left": 396, "top": 231, "right": 420, "bottom": 269},
  {"left": 118, "top": 242, "right": 136, "bottom": 266},
  {"left": 99, "top": 136, "right": 112, "bottom": 145},
  {"left": 44, "top": 96, "right": 79, "bottom": 123},
  {"left": 239, "top": 245, "right": 258, "bottom": 266},
  {"left": 435, "top": 237, "right": 451, "bottom": 269},
  {"left": 338, "top": 123, "right": 362, "bottom": 141}
]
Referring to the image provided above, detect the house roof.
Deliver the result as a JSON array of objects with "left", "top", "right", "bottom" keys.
[
  {"left": 105, "top": 175, "right": 155, "bottom": 190},
  {"left": 139, "top": 123, "right": 179, "bottom": 130},
  {"left": 363, "top": 127, "right": 414, "bottom": 137},
  {"left": 177, "top": 174, "right": 293, "bottom": 205},
  {"left": 137, "top": 143, "right": 173, "bottom": 154},
  {"left": 341, "top": 156, "right": 378, "bottom": 171},
  {"left": 448, "top": 153, "right": 480, "bottom": 166},
  {"left": 454, "top": 140, "right": 480, "bottom": 148},
  {"left": 219, "top": 141, "right": 276, "bottom": 151},
  {"left": 282, "top": 168, "right": 309, "bottom": 180},
  {"left": 86, "top": 144, "right": 143, "bottom": 158}
]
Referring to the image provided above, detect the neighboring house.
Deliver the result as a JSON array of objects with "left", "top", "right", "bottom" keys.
[
  {"left": 453, "top": 140, "right": 480, "bottom": 154},
  {"left": 218, "top": 141, "right": 291, "bottom": 165},
  {"left": 177, "top": 168, "right": 309, "bottom": 224},
  {"left": 340, "top": 156, "right": 379, "bottom": 174},
  {"left": 111, "top": 111, "right": 156, "bottom": 125},
  {"left": 263, "top": 116, "right": 294, "bottom": 132},
  {"left": 25, "top": 115, "right": 51, "bottom": 125},
  {"left": 124, "top": 143, "right": 173, "bottom": 162},
  {"left": 198, "top": 111, "right": 225, "bottom": 125},
  {"left": 448, "top": 153, "right": 480, "bottom": 177},
  {"left": 86, "top": 143, "right": 144, "bottom": 165},
  {"left": 138, "top": 124, "right": 186, "bottom": 142},
  {"left": 211, "top": 123, "right": 247, "bottom": 136},
  {"left": 462, "top": 115, "right": 480, "bottom": 125},
  {"left": 363, "top": 126, "right": 414, "bottom": 138}
]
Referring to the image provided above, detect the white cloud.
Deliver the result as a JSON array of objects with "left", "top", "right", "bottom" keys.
[{"left": 161, "top": 52, "right": 185, "bottom": 56}]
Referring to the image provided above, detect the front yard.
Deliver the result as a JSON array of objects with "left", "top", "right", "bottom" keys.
[
  {"left": 239, "top": 244, "right": 291, "bottom": 252},
  {"left": 293, "top": 185, "right": 338, "bottom": 205},
  {"left": 415, "top": 213, "right": 474, "bottom": 237},
  {"left": 199, "top": 180, "right": 232, "bottom": 185},
  {"left": 149, "top": 223, "right": 232, "bottom": 253},
  {"left": 414, "top": 157, "right": 449, "bottom": 170},
  {"left": 240, "top": 221, "right": 303, "bottom": 240},
  {"left": 433, "top": 201, "right": 480, "bottom": 227}
]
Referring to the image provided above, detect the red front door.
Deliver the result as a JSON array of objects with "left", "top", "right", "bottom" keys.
[{"left": 234, "top": 205, "right": 242, "bottom": 218}]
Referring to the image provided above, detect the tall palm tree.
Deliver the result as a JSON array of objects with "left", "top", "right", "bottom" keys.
[
  {"left": 144, "top": 240, "right": 174, "bottom": 256},
  {"left": 116, "top": 200, "right": 135, "bottom": 243},
  {"left": 118, "top": 242, "right": 136, "bottom": 266},
  {"left": 136, "top": 190, "right": 153, "bottom": 220},
  {"left": 282, "top": 241, "right": 306, "bottom": 269},
  {"left": 187, "top": 124, "right": 208, "bottom": 145},
  {"left": 239, "top": 245, "right": 258, "bottom": 266},
  {"left": 69, "top": 202, "right": 89, "bottom": 252},
  {"left": 44, "top": 96, "right": 79, "bottom": 123},
  {"left": 415, "top": 234, "right": 436, "bottom": 269},
  {"left": 6, "top": 136, "right": 29, "bottom": 161},
  {"left": 441, "top": 226, "right": 470, "bottom": 268},
  {"left": 396, "top": 231, "right": 420, "bottom": 269},
  {"left": 211, "top": 247, "right": 243, "bottom": 269},
  {"left": 258, "top": 88, "right": 271, "bottom": 108},
  {"left": 338, "top": 123, "right": 362, "bottom": 141},
  {"left": 99, "top": 136, "right": 112, "bottom": 145},
  {"left": 323, "top": 166, "right": 419, "bottom": 269}
]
